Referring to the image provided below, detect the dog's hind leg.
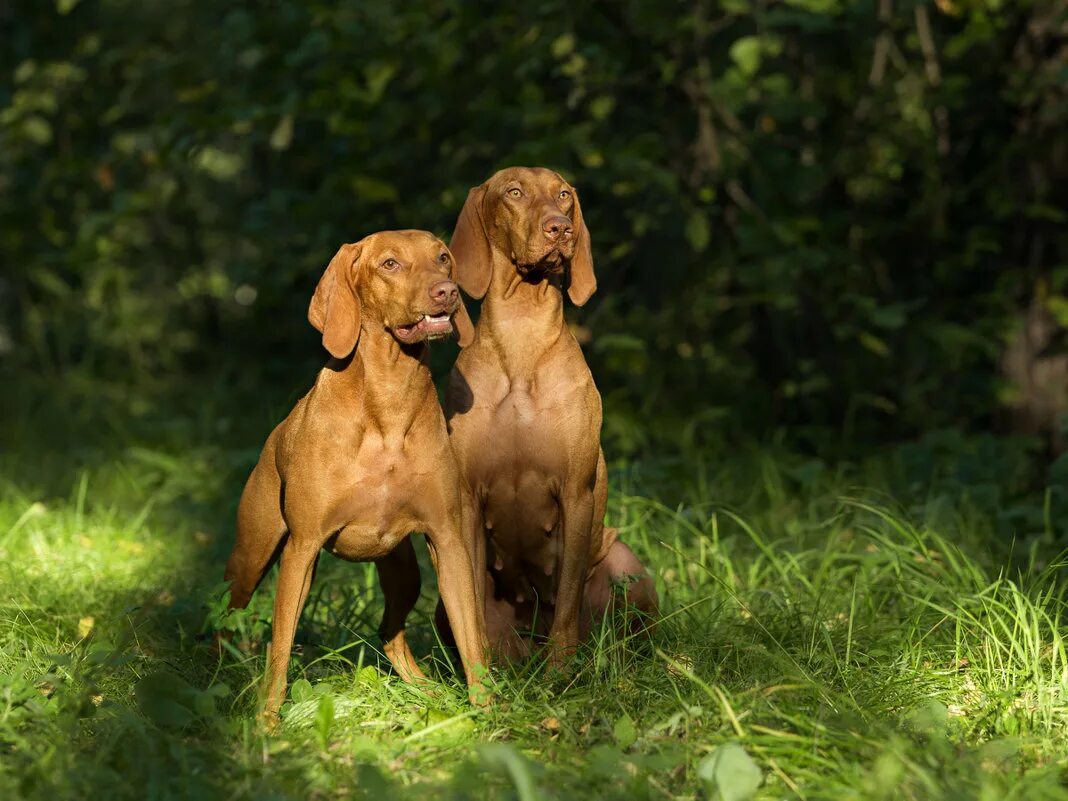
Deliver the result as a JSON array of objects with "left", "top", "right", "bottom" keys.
[{"left": 376, "top": 536, "right": 428, "bottom": 682}]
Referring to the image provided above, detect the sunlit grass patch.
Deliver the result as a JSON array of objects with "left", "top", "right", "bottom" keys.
[{"left": 1, "top": 439, "right": 1067, "bottom": 799}]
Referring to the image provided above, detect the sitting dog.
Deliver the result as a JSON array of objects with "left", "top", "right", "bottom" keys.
[
  {"left": 224, "top": 230, "right": 489, "bottom": 719},
  {"left": 438, "top": 167, "right": 659, "bottom": 665}
]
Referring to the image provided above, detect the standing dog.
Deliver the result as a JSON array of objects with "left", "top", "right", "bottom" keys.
[
  {"left": 439, "top": 167, "right": 658, "bottom": 665},
  {"left": 225, "top": 230, "right": 489, "bottom": 719}
]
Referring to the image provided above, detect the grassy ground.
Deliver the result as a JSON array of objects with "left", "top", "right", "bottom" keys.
[{"left": 2, "top": 389, "right": 1067, "bottom": 800}]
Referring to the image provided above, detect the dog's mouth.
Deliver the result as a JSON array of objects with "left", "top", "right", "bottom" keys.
[
  {"left": 516, "top": 246, "right": 569, "bottom": 277},
  {"left": 392, "top": 311, "right": 454, "bottom": 344}
]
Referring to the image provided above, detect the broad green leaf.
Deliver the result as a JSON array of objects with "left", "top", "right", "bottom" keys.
[
  {"left": 192, "top": 146, "right": 243, "bottom": 181},
  {"left": 269, "top": 114, "right": 294, "bottom": 151},
  {"left": 23, "top": 116, "right": 53, "bottom": 145},
  {"left": 551, "top": 34, "right": 575, "bottom": 58},
  {"left": 364, "top": 62, "right": 397, "bottom": 103},
  {"left": 579, "top": 148, "right": 604, "bottom": 168},
  {"left": 859, "top": 332, "right": 890, "bottom": 357},
  {"left": 686, "top": 210, "right": 711, "bottom": 252},
  {"left": 589, "top": 96, "right": 615, "bottom": 120},
  {"left": 729, "top": 37, "right": 763, "bottom": 76},
  {"left": 290, "top": 678, "right": 313, "bottom": 703},
  {"left": 613, "top": 713, "right": 637, "bottom": 749},
  {"left": 697, "top": 743, "right": 763, "bottom": 801}
]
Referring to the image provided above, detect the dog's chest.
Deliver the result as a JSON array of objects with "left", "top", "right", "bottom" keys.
[
  {"left": 500, "top": 377, "right": 549, "bottom": 430},
  {"left": 491, "top": 373, "right": 587, "bottom": 458},
  {"left": 480, "top": 378, "right": 576, "bottom": 600},
  {"left": 324, "top": 435, "right": 442, "bottom": 560}
]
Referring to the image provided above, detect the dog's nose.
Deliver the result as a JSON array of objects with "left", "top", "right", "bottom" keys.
[
  {"left": 543, "top": 215, "right": 572, "bottom": 243},
  {"left": 429, "top": 280, "right": 459, "bottom": 307}
]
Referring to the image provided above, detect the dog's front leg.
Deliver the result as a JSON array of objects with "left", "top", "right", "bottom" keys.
[
  {"left": 546, "top": 483, "right": 594, "bottom": 671},
  {"left": 460, "top": 484, "right": 488, "bottom": 624},
  {"left": 262, "top": 536, "right": 320, "bottom": 724},
  {"left": 425, "top": 518, "right": 490, "bottom": 704}
]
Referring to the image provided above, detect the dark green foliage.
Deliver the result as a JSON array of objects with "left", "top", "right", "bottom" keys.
[{"left": 2, "top": 0, "right": 1065, "bottom": 453}]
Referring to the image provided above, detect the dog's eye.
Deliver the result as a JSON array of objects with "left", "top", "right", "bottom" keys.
[
  {"left": 438, "top": 252, "right": 450, "bottom": 264},
  {"left": 507, "top": 188, "right": 522, "bottom": 199},
  {"left": 382, "top": 258, "right": 400, "bottom": 271},
  {"left": 559, "top": 189, "right": 571, "bottom": 201}
]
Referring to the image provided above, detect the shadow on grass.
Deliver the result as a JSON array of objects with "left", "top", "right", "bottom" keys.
[{"left": 0, "top": 376, "right": 474, "bottom": 799}]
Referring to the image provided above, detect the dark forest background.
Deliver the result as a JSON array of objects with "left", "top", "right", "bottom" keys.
[
  {"left": 2, "top": 0, "right": 1066, "bottom": 458},
  {"left": 3, "top": 5, "right": 1068, "bottom": 798}
]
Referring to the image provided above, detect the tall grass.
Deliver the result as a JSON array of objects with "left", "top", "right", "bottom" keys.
[{"left": 1, "top": 430, "right": 1066, "bottom": 800}]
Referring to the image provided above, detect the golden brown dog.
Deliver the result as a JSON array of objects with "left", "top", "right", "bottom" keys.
[
  {"left": 438, "top": 167, "right": 658, "bottom": 665},
  {"left": 224, "top": 230, "right": 489, "bottom": 720}
]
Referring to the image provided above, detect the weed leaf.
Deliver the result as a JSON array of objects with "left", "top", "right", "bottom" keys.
[{"left": 698, "top": 742, "right": 763, "bottom": 801}]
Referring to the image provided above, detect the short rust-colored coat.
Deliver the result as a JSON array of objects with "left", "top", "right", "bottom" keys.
[
  {"left": 441, "top": 168, "right": 658, "bottom": 663},
  {"left": 224, "top": 230, "right": 487, "bottom": 719}
]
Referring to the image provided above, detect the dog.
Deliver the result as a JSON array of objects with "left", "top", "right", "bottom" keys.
[
  {"left": 224, "top": 230, "right": 489, "bottom": 719},
  {"left": 437, "top": 167, "right": 658, "bottom": 666}
]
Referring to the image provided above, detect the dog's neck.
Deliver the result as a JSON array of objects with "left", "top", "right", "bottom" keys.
[
  {"left": 477, "top": 250, "right": 570, "bottom": 378},
  {"left": 325, "top": 324, "right": 433, "bottom": 434}
]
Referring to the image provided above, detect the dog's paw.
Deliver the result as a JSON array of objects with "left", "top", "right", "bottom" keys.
[{"left": 256, "top": 707, "right": 282, "bottom": 734}]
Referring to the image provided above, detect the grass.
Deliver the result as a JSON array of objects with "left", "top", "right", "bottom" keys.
[{"left": 2, "top": 392, "right": 1068, "bottom": 800}]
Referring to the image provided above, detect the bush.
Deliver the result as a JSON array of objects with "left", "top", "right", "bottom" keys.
[{"left": 2, "top": 0, "right": 1065, "bottom": 454}]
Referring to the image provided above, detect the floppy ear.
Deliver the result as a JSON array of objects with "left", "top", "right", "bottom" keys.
[
  {"left": 566, "top": 187, "right": 596, "bottom": 306},
  {"left": 450, "top": 185, "right": 493, "bottom": 299},
  {"left": 308, "top": 243, "right": 362, "bottom": 359}
]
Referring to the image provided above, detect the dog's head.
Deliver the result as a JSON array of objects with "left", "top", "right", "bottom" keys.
[
  {"left": 449, "top": 166, "right": 596, "bottom": 306},
  {"left": 308, "top": 230, "right": 475, "bottom": 358}
]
